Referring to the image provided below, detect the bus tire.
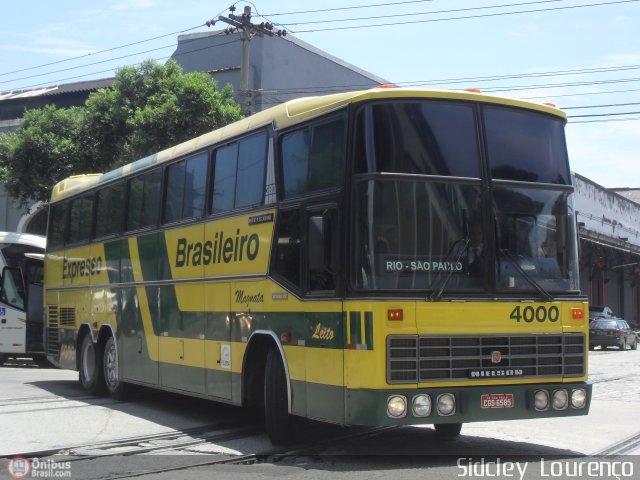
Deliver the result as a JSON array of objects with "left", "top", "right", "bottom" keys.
[
  {"left": 0, "top": 354, "right": 6, "bottom": 366},
  {"left": 264, "top": 346, "right": 297, "bottom": 445},
  {"left": 79, "top": 334, "right": 106, "bottom": 395},
  {"left": 103, "top": 335, "right": 130, "bottom": 400},
  {"left": 434, "top": 423, "right": 462, "bottom": 439}
]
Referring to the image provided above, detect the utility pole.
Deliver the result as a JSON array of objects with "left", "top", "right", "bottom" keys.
[{"left": 207, "top": 6, "right": 286, "bottom": 116}]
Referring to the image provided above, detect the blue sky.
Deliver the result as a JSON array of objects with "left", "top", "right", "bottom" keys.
[{"left": 2, "top": 0, "right": 639, "bottom": 188}]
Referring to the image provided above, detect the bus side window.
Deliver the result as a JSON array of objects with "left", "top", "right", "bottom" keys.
[
  {"left": 211, "top": 132, "right": 267, "bottom": 214},
  {"left": 164, "top": 152, "right": 208, "bottom": 223},
  {"left": 211, "top": 144, "right": 237, "bottom": 214},
  {"left": 67, "top": 194, "right": 94, "bottom": 244},
  {"left": 95, "top": 183, "right": 124, "bottom": 238},
  {"left": 126, "top": 169, "right": 162, "bottom": 231},
  {"left": 280, "top": 115, "right": 346, "bottom": 199},
  {"left": 235, "top": 133, "right": 267, "bottom": 209},
  {"left": 48, "top": 202, "right": 69, "bottom": 250},
  {"left": 308, "top": 118, "right": 345, "bottom": 191}
]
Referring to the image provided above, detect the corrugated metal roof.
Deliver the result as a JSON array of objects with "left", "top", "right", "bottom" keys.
[{"left": 0, "top": 77, "right": 114, "bottom": 102}]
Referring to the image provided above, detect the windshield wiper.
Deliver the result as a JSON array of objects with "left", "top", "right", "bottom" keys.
[
  {"left": 500, "top": 249, "right": 552, "bottom": 302},
  {"left": 428, "top": 238, "right": 469, "bottom": 302}
]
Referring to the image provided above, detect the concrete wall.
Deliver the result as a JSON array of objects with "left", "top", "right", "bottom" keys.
[
  {"left": 573, "top": 173, "right": 640, "bottom": 251},
  {"left": 171, "top": 31, "right": 387, "bottom": 113}
]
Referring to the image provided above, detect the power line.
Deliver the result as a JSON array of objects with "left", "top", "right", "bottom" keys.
[
  {"left": 280, "top": 0, "right": 569, "bottom": 26},
  {"left": 260, "top": 0, "right": 439, "bottom": 17},
  {"left": 570, "top": 116, "right": 640, "bottom": 123},
  {"left": 289, "top": 0, "right": 640, "bottom": 33},
  {"left": 3, "top": 0, "right": 635, "bottom": 93},
  {"left": 10, "top": 35, "right": 240, "bottom": 92},
  {"left": 568, "top": 110, "right": 640, "bottom": 118},
  {"left": 0, "top": 25, "right": 204, "bottom": 79},
  {"left": 563, "top": 102, "right": 640, "bottom": 110},
  {"left": 522, "top": 87, "right": 640, "bottom": 99},
  {"left": 0, "top": 3, "right": 239, "bottom": 80}
]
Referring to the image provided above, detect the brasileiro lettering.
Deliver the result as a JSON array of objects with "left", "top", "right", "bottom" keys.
[
  {"left": 63, "top": 256, "right": 103, "bottom": 280},
  {"left": 175, "top": 229, "right": 260, "bottom": 267}
]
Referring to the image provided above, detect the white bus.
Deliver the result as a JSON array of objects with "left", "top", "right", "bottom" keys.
[{"left": 0, "top": 232, "right": 46, "bottom": 365}]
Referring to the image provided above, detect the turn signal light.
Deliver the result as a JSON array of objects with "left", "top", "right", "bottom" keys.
[
  {"left": 465, "top": 88, "right": 481, "bottom": 93},
  {"left": 388, "top": 308, "right": 404, "bottom": 321},
  {"left": 571, "top": 307, "right": 584, "bottom": 320}
]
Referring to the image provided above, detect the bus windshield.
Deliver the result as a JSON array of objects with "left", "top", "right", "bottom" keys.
[{"left": 351, "top": 101, "right": 578, "bottom": 294}]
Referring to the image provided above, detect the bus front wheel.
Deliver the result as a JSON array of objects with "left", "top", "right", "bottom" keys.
[
  {"left": 103, "top": 336, "right": 129, "bottom": 400},
  {"left": 264, "top": 346, "right": 297, "bottom": 445},
  {"left": 79, "top": 334, "right": 105, "bottom": 395},
  {"left": 434, "top": 423, "right": 462, "bottom": 439}
]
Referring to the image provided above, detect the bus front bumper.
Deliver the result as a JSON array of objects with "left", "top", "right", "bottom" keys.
[{"left": 345, "top": 382, "right": 592, "bottom": 426}]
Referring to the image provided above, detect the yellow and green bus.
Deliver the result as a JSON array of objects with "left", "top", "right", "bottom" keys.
[{"left": 44, "top": 87, "right": 590, "bottom": 444}]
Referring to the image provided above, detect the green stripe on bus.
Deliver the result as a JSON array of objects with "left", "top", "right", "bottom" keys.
[
  {"left": 364, "top": 311, "right": 374, "bottom": 350},
  {"left": 349, "top": 311, "right": 361, "bottom": 345}
]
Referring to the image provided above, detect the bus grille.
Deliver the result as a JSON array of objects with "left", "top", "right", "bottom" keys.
[
  {"left": 46, "top": 305, "right": 60, "bottom": 357},
  {"left": 387, "top": 333, "right": 586, "bottom": 384},
  {"left": 59, "top": 307, "right": 76, "bottom": 326}
]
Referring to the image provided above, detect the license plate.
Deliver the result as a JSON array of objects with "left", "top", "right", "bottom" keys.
[{"left": 481, "top": 393, "right": 514, "bottom": 409}]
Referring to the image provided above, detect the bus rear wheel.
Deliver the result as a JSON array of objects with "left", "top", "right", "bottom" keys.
[
  {"left": 264, "top": 346, "right": 297, "bottom": 445},
  {"left": 79, "top": 334, "right": 105, "bottom": 395},
  {"left": 434, "top": 423, "right": 462, "bottom": 438},
  {"left": 103, "top": 336, "right": 129, "bottom": 400}
]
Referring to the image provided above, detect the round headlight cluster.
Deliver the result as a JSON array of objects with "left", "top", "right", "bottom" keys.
[
  {"left": 534, "top": 389, "right": 550, "bottom": 411},
  {"left": 571, "top": 388, "right": 587, "bottom": 409},
  {"left": 436, "top": 393, "right": 456, "bottom": 416},
  {"left": 552, "top": 389, "right": 569, "bottom": 410},
  {"left": 412, "top": 394, "right": 432, "bottom": 417},
  {"left": 534, "top": 388, "right": 587, "bottom": 411},
  {"left": 387, "top": 395, "right": 407, "bottom": 418}
]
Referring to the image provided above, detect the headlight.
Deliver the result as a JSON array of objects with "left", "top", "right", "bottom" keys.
[
  {"left": 570, "top": 388, "right": 587, "bottom": 409},
  {"left": 412, "top": 394, "right": 432, "bottom": 417},
  {"left": 387, "top": 395, "right": 407, "bottom": 418},
  {"left": 436, "top": 393, "right": 456, "bottom": 416},
  {"left": 534, "top": 389, "right": 549, "bottom": 411},
  {"left": 552, "top": 389, "right": 569, "bottom": 410}
]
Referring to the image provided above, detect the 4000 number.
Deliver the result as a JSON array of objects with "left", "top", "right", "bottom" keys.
[{"left": 510, "top": 305, "right": 559, "bottom": 323}]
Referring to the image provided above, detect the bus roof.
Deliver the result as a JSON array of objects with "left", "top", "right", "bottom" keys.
[
  {"left": 0, "top": 231, "right": 46, "bottom": 250},
  {"left": 49, "top": 87, "right": 566, "bottom": 203}
]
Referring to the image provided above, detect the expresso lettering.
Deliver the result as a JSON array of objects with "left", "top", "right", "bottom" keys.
[
  {"left": 63, "top": 256, "right": 103, "bottom": 280},
  {"left": 175, "top": 229, "right": 260, "bottom": 267}
]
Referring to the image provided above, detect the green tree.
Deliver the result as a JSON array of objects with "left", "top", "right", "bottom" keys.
[
  {"left": 0, "top": 105, "right": 84, "bottom": 206},
  {"left": 0, "top": 60, "right": 242, "bottom": 204}
]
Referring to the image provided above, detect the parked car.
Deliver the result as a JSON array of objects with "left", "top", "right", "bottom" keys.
[
  {"left": 589, "top": 318, "right": 638, "bottom": 351},
  {"left": 588, "top": 305, "right": 615, "bottom": 321}
]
